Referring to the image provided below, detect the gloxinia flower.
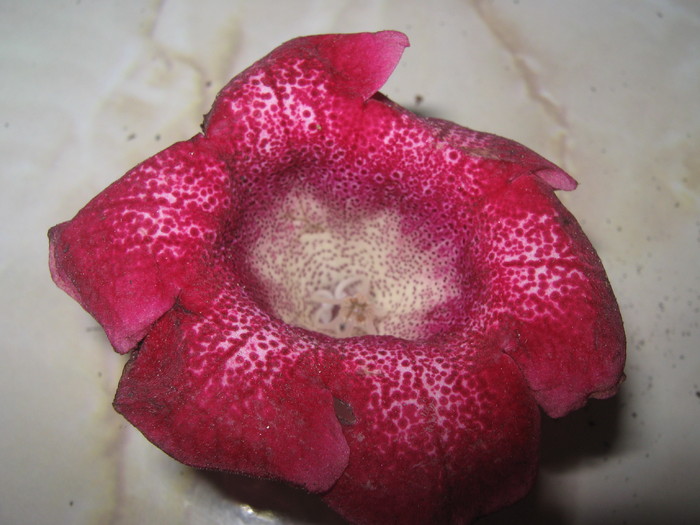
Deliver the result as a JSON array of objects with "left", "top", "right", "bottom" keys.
[{"left": 48, "top": 31, "right": 625, "bottom": 524}]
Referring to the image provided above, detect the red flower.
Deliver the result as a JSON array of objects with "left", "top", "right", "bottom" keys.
[{"left": 48, "top": 31, "right": 625, "bottom": 524}]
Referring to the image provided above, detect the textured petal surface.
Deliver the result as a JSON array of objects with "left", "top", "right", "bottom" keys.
[
  {"left": 319, "top": 336, "right": 541, "bottom": 523},
  {"left": 48, "top": 31, "right": 625, "bottom": 524},
  {"left": 48, "top": 138, "right": 232, "bottom": 353},
  {"left": 476, "top": 175, "right": 626, "bottom": 416},
  {"left": 114, "top": 283, "right": 349, "bottom": 491}
]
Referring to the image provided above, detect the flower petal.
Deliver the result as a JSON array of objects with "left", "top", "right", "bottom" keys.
[
  {"left": 476, "top": 174, "right": 626, "bottom": 416},
  {"left": 113, "top": 279, "right": 350, "bottom": 491},
  {"left": 319, "top": 336, "right": 540, "bottom": 523},
  {"left": 49, "top": 138, "right": 232, "bottom": 353}
]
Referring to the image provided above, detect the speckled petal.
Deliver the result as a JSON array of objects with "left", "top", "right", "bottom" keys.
[
  {"left": 476, "top": 174, "right": 626, "bottom": 417},
  {"left": 319, "top": 336, "right": 541, "bottom": 523},
  {"left": 113, "top": 276, "right": 349, "bottom": 492},
  {"left": 49, "top": 138, "right": 232, "bottom": 353}
]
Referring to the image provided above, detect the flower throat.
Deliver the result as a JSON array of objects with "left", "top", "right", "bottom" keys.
[{"left": 243, "top": 186, "right": 460, "bottom": 340}]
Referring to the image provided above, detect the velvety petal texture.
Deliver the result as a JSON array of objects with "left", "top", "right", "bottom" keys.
[{"left": 49, "top": 31, "right": 625, "bottom": 524}]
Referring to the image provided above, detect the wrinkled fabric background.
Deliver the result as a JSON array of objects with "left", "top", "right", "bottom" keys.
[{"left": 1, "top": 1, "right": 698, "bottom": 524}]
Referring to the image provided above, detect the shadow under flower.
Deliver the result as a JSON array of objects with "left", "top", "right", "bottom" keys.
[
  {"left": 201, "top": 470, "right": 348, "bottom": 524},
  {"left": 198, "top": 393, "right": 623, "bottom": 525},
  {"left": 479, "top": 393, "right": 625, "bottom": 524}
]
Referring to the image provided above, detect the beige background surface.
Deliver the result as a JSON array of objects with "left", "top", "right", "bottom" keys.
[{"left": 2, "top": 1, "right": 699, "bottom": 523}]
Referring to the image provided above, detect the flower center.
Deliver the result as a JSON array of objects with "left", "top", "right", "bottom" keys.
[
  {"left": 308, "top": 276, "right": 385, "bottom": 337},
  {"left": 241, "top": 185, "right": 461, "bottom": 341}
]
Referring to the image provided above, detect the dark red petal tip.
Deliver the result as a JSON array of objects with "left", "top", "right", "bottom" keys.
[{"left": 299, "top": 30, "right": 410, "bottom": 100}]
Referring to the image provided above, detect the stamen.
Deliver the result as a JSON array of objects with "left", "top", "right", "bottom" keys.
[{"left": 307, "top": 276, "right": 385, "bottom": 338}]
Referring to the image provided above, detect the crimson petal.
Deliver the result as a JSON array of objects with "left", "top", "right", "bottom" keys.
[{"left": 49, "top": 31, "right": 625, "bottom": 523}]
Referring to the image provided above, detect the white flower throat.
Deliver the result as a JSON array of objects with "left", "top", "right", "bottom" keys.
[{"left": 245, "top": 186, "right": 460, "bottom": 340}]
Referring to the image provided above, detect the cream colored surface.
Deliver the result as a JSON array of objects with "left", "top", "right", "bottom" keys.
[
  {"left": 249, "top": 191, "right": 457, "bottom": 340},
  {"left": 2, "top": 1, "right": 698, "bottom": 524}
]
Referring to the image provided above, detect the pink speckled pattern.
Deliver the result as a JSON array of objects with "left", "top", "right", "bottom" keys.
[{"left": 48, "top": 31, "right": 625, "bottom": 524}]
